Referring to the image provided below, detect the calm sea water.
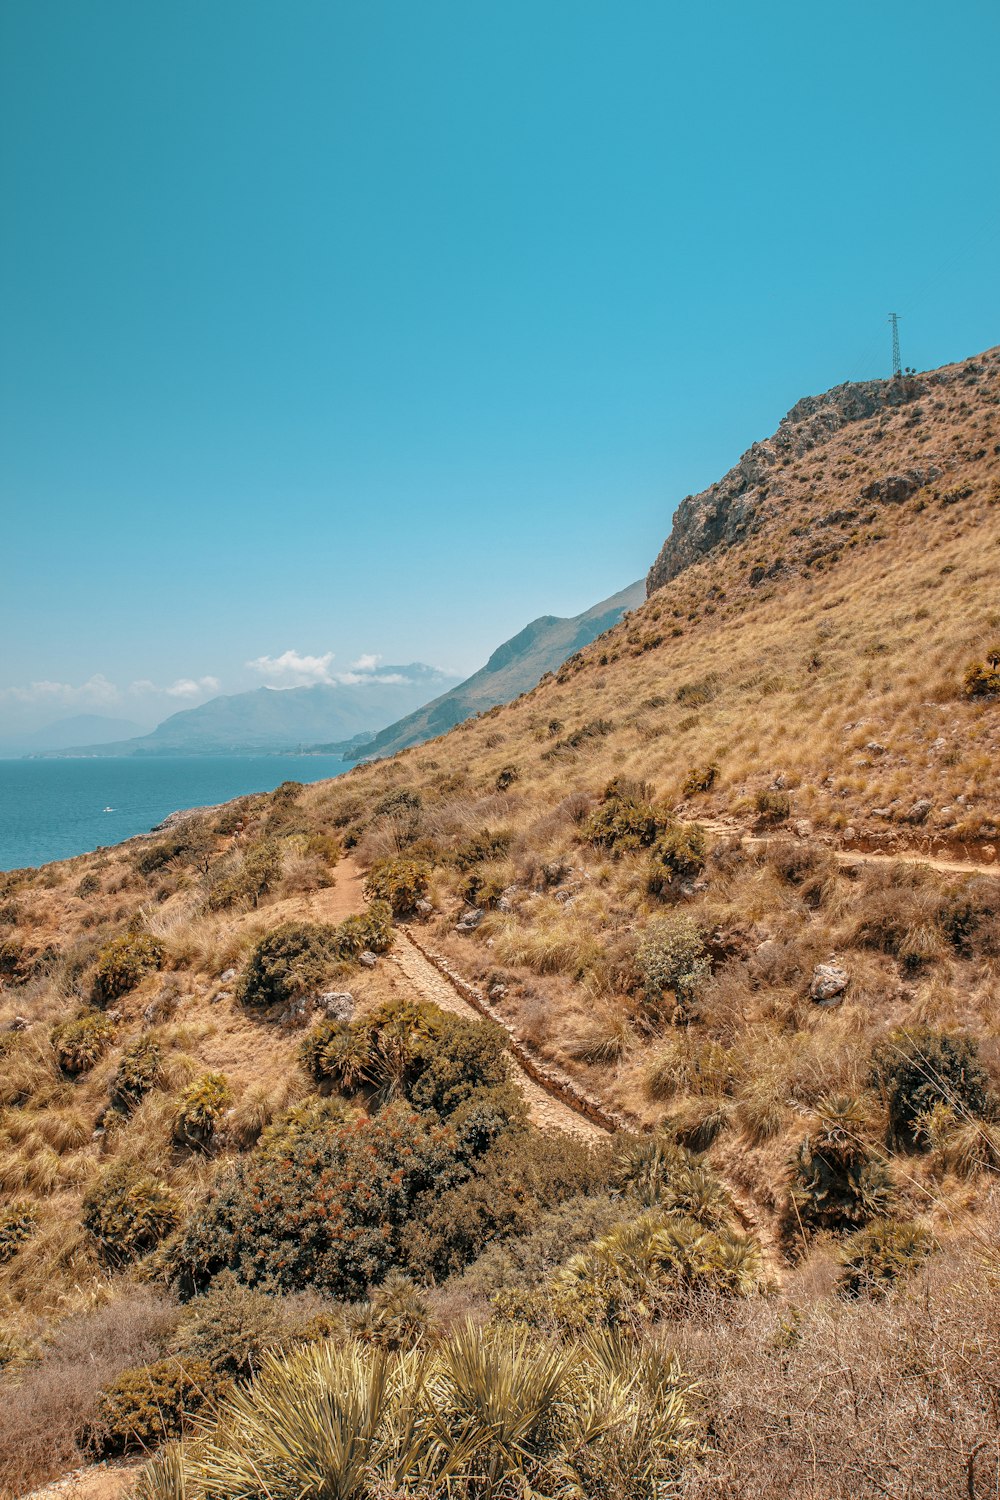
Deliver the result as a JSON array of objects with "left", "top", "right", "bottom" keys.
[{"left": 0, "top": 755, "right": 351, "bottom": 871}]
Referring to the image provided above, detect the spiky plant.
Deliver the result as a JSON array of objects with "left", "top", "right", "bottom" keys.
[
  {"left": 788, "top": 1094, "right": 893, "bottom": 1236},
  {"left": 193, "top": 1340, "right": 439, "bottom": 1500}
]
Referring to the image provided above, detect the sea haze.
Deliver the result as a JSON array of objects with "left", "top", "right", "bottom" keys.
[{"left": 0, "top": 755, "right": 350, "bottom": 871}]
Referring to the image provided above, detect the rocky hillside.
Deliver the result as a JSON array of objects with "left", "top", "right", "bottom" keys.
[
  {"left": 1, "top": 343, "right": 998, "bottom": 1500},
  {"left": 647, "top": 356, "right": 992, "bottom": 593}
]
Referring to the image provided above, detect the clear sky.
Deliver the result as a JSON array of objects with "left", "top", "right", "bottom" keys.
[{"left": 2, "top": 0, "right": 999, "bottom": 733}]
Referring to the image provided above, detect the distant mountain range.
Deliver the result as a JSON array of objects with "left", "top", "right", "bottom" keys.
[
  {"left": 0, "top": 713, "right": 148, "bottom": 756},
  {"left": 39, "top": 665, "right": 459, "bottom": 757},
  {"left": 328, "top": 582, "right": 645, "bottom": 762},
  {"left": 30, "top": 584, "right": 644, "bottom": 760}
]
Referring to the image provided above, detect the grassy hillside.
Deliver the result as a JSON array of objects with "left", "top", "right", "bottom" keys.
[
  {"left": 0, "top": 345, "right": 998, "bottom": 1498},
  {"left": 345, "top": 580, "right": 645, "bottom": 762}
]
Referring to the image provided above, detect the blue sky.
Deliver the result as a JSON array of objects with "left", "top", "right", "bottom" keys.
[{"left": 2, "top": 0, "right": 999, "bottom": 732}]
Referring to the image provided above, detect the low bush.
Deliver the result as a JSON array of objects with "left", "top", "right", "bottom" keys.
[
  {"left": 647, "top": 822, "right": 707, "bottom": 894},
  {"left": 172, "top": 1071, "right": 231, "bottom": 1150},
  {"left": 206, "top": 840, "right": 283, "bottom": 911},
  {"left": 363, "top": 857, "right": 431, "bottom": 916},
  {"left": 238, "top": 916, "right": 389, "bottom": 1009},
  {"left": 175, "top": 1273, "right": 319, "bottom": 1378},
  {"left": 0, "top": 1199, "right": 37, "bottom": 1262},
  {"left": 92, "top": 932, "right": 164, "bottom": 1005},
  {"left": 134, "top": 1326, "right": 698, "bottom": 1500},
  {"left": 302, "top": 998, "right": 513, "bottom": 1120},
  {"left": 454, "top": 828, "right": 512, "bottom": 870},
  {"left": 83, "top": 1164, "right": 184, "bottom": 1266},
  {"left": 754, "top": 789, "right": 791, "bottom": 823},
  {"left": 584, "top": 777, "right": 667, "bottom": 854},
  {"left": 870, "top": 1027, "right": 995, "bottom": 1149},
  {"left": 51, "top": 1010, "right": 117, "bottom": 1074},
  {"left": 837, "top": 1218, "right": 935, "bottom": 1299},
  {"left": 938, "top": 877, "right": 1000, "bottom": 958},
  {"left": 170, "top": 1100, "right": 465, "bottom": 1297},
  {"left": 787, "top": 1096, "right": 892, "bottom": 1238},
  {"left": 498, "top": 1210, "right": 762, "bottom": 1331},
  {"left": 636, "top": 915, "right": 711, "bottom": 1025},
  {"left": 682, "top": 761, "right": 719, "bottom": 795},
  {"left": 88, "top": 1357, "right": 214, "bottom": 1455},
  {"left": 406, "top": 1128, "right": 613, "bottom": 1280},
  {"left": 109, "top": 1037, "right": 163, "bottom": 1111},
  {"left": 495, "top": 764, "right": 520, "bottom": 791},
  {"left": 963, "top": 645, "right": 1000, "bottom": 697},
  {"left": 134, "top": 824, "right": 214, "bottom": 877}
]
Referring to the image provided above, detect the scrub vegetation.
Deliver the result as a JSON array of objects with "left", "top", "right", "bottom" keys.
[{"left": 1, "top": 348, "right": 999, "bottom": 1498}]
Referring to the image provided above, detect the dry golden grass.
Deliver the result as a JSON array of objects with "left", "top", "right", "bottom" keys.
[{"left": 0, "top": 346, "right": 998, "bottom": 1497}]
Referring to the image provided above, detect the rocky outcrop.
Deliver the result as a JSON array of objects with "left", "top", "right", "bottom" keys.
[{"left": 646, "top": 374, "right": 925, "bottom": 595}]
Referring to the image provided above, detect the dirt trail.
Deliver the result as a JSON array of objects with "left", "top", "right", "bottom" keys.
[
  {"left": 310, "top": 860, "right": 783, "bottom": 1267},
  {"left": 387, "top": 931, "right": 605, "bottom": 1142},
  {"left": 700, "top": 818, "right": 1000, "bottom": 878}
]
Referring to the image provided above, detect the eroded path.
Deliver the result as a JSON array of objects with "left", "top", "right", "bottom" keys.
[
  {"left": 699, "top": 817, "right": 1000, "bottom": 878},
  {"left": 387, "top": 930, "right": 605, "bottom": 1142}
]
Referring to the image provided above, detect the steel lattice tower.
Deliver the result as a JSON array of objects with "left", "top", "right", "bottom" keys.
[{"left": 889, "top": 312, "right": 902, "bottom": 378}]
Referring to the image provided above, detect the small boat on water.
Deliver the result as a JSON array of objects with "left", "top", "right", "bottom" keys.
[{"left": 102, "top": 806, "right": 114, "bottom": 813}]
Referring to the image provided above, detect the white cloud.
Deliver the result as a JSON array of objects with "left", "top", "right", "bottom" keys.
[
  {"left": 165, "top": 676, "right": 221, "bottom": 698},
  {"left": 351, "top": 652, "right": 382, "bottom": 671},
  {"left": 0, "top": 673, "right": 120, "bottom": 706},
  {"left": 246, "top": 650, "right": 336, "bottom": 687}
]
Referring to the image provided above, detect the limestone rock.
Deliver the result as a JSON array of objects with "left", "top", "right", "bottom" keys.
[
  {"left": 810, "top": 960, "right": 850, "bottom": 1005},
  {"left": 905, "top": 799, "right": 933, "bottom": 824},
  {"left": 358, "top": 950, "right": 379, "bottom": 968},
  {"left": 315, "top": 990, "right": 355, "bottom": 1021}
]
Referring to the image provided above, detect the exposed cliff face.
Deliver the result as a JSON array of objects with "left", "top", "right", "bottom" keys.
[{"left": 646, "top": 372, "right": 929, "bottom": 595}]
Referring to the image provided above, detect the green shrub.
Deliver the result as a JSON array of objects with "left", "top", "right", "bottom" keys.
[
  {"left": 172, "top": 1071, "right": 232, "bottom": 1150},
  {"left": 88, "top": 1357, "right": 214, "bottom": 1455},
  {"left": 407, "top": 1127, "right": 611, "bottom": 1280},
  {"left": 938, "top": 877, "right": 1000, "bottom": 958},
  {"left": 238, "top": 922, "right": 344, "bottom": 1008},
  {"left": 584, "top": 778, "right": 666, "bottom": 854},
  {"left": 495, "top": 764, "right": 520, "bottom": 792},
  {"left": 963, "top": 646, "right": 1000, "bottom": 697},
  {"left": 837, "top": 1217, "right": 935, "bottom": 1299},
  {"left": 454, "top": 828, "right": 512, "bottom": 870},
  {"left": 363, "top": 857, "right": 431, "bottom": 916},
  {"left": 207, "top": 841, "right": 283, "bottom": 911},
  {"left": 462, "top": 864, "right": 510, "bottom": 910},
  {"left": 176, "top": 1273, "right": 312, "bottom": 1378},
  {"left": 787, "top": 1096, "right": 892, "bottom": 1237},
  {"left": 754, "top": 789, "right": 791, "bottom": 823},
  {"left": 170, "top": 1100, "right": 466, "bottom": 1297},
  {"left": 83, "top": 1164, "right": 184, "bottom": 1266},
  {"left": 51, "top": 1010, "right": 117, "bottom": 1074},
  {"left": 302, "top": 998, "right": 514, "bottom": 1122},
  {"left": 0, "top": 1200, "right": 37, "bottom": 1263},
  {"left": 109, "top": 1037, "right": 163, "bottom": 1111},
  {"left": 646, "top": 823, "right": 707, "bottom": 894},
  {"left": 499, "top": 1210, "right": 762, "bottom": 1331},
  {"left": 92, "top": 932, "right": 164, "bottom": 1005},
  {"left": 870, "top": 1026, "right": 995, "bottom": 1149},
  {"left": 135, "top": 824, "right": 214, "bottom": 877},
  {"left": 682, "top": 762, "right": 719, "bottom": 795},
  {"left": 330, "top": 900, "right": 394, "bottom": 958},
  {"left": 636, "top": 915, "right": 711, "bottom": 1025}
]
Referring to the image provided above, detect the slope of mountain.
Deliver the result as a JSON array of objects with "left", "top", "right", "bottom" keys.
[
  {"left": 0, "top": 714, "right": 147, "bottom": 755},
  {"left": 2, "top": 345, "right": 999, "bottom": 1500},
  {"left": 340, "top": 581, "right": 645, "bottom": 761},
  {"left": 49, "top": 665, "right": 460, "bottom": 755}
]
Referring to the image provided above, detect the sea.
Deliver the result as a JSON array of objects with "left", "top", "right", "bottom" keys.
[{"left": 0, "top": 755, "right": 352, "bottom": 872}]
